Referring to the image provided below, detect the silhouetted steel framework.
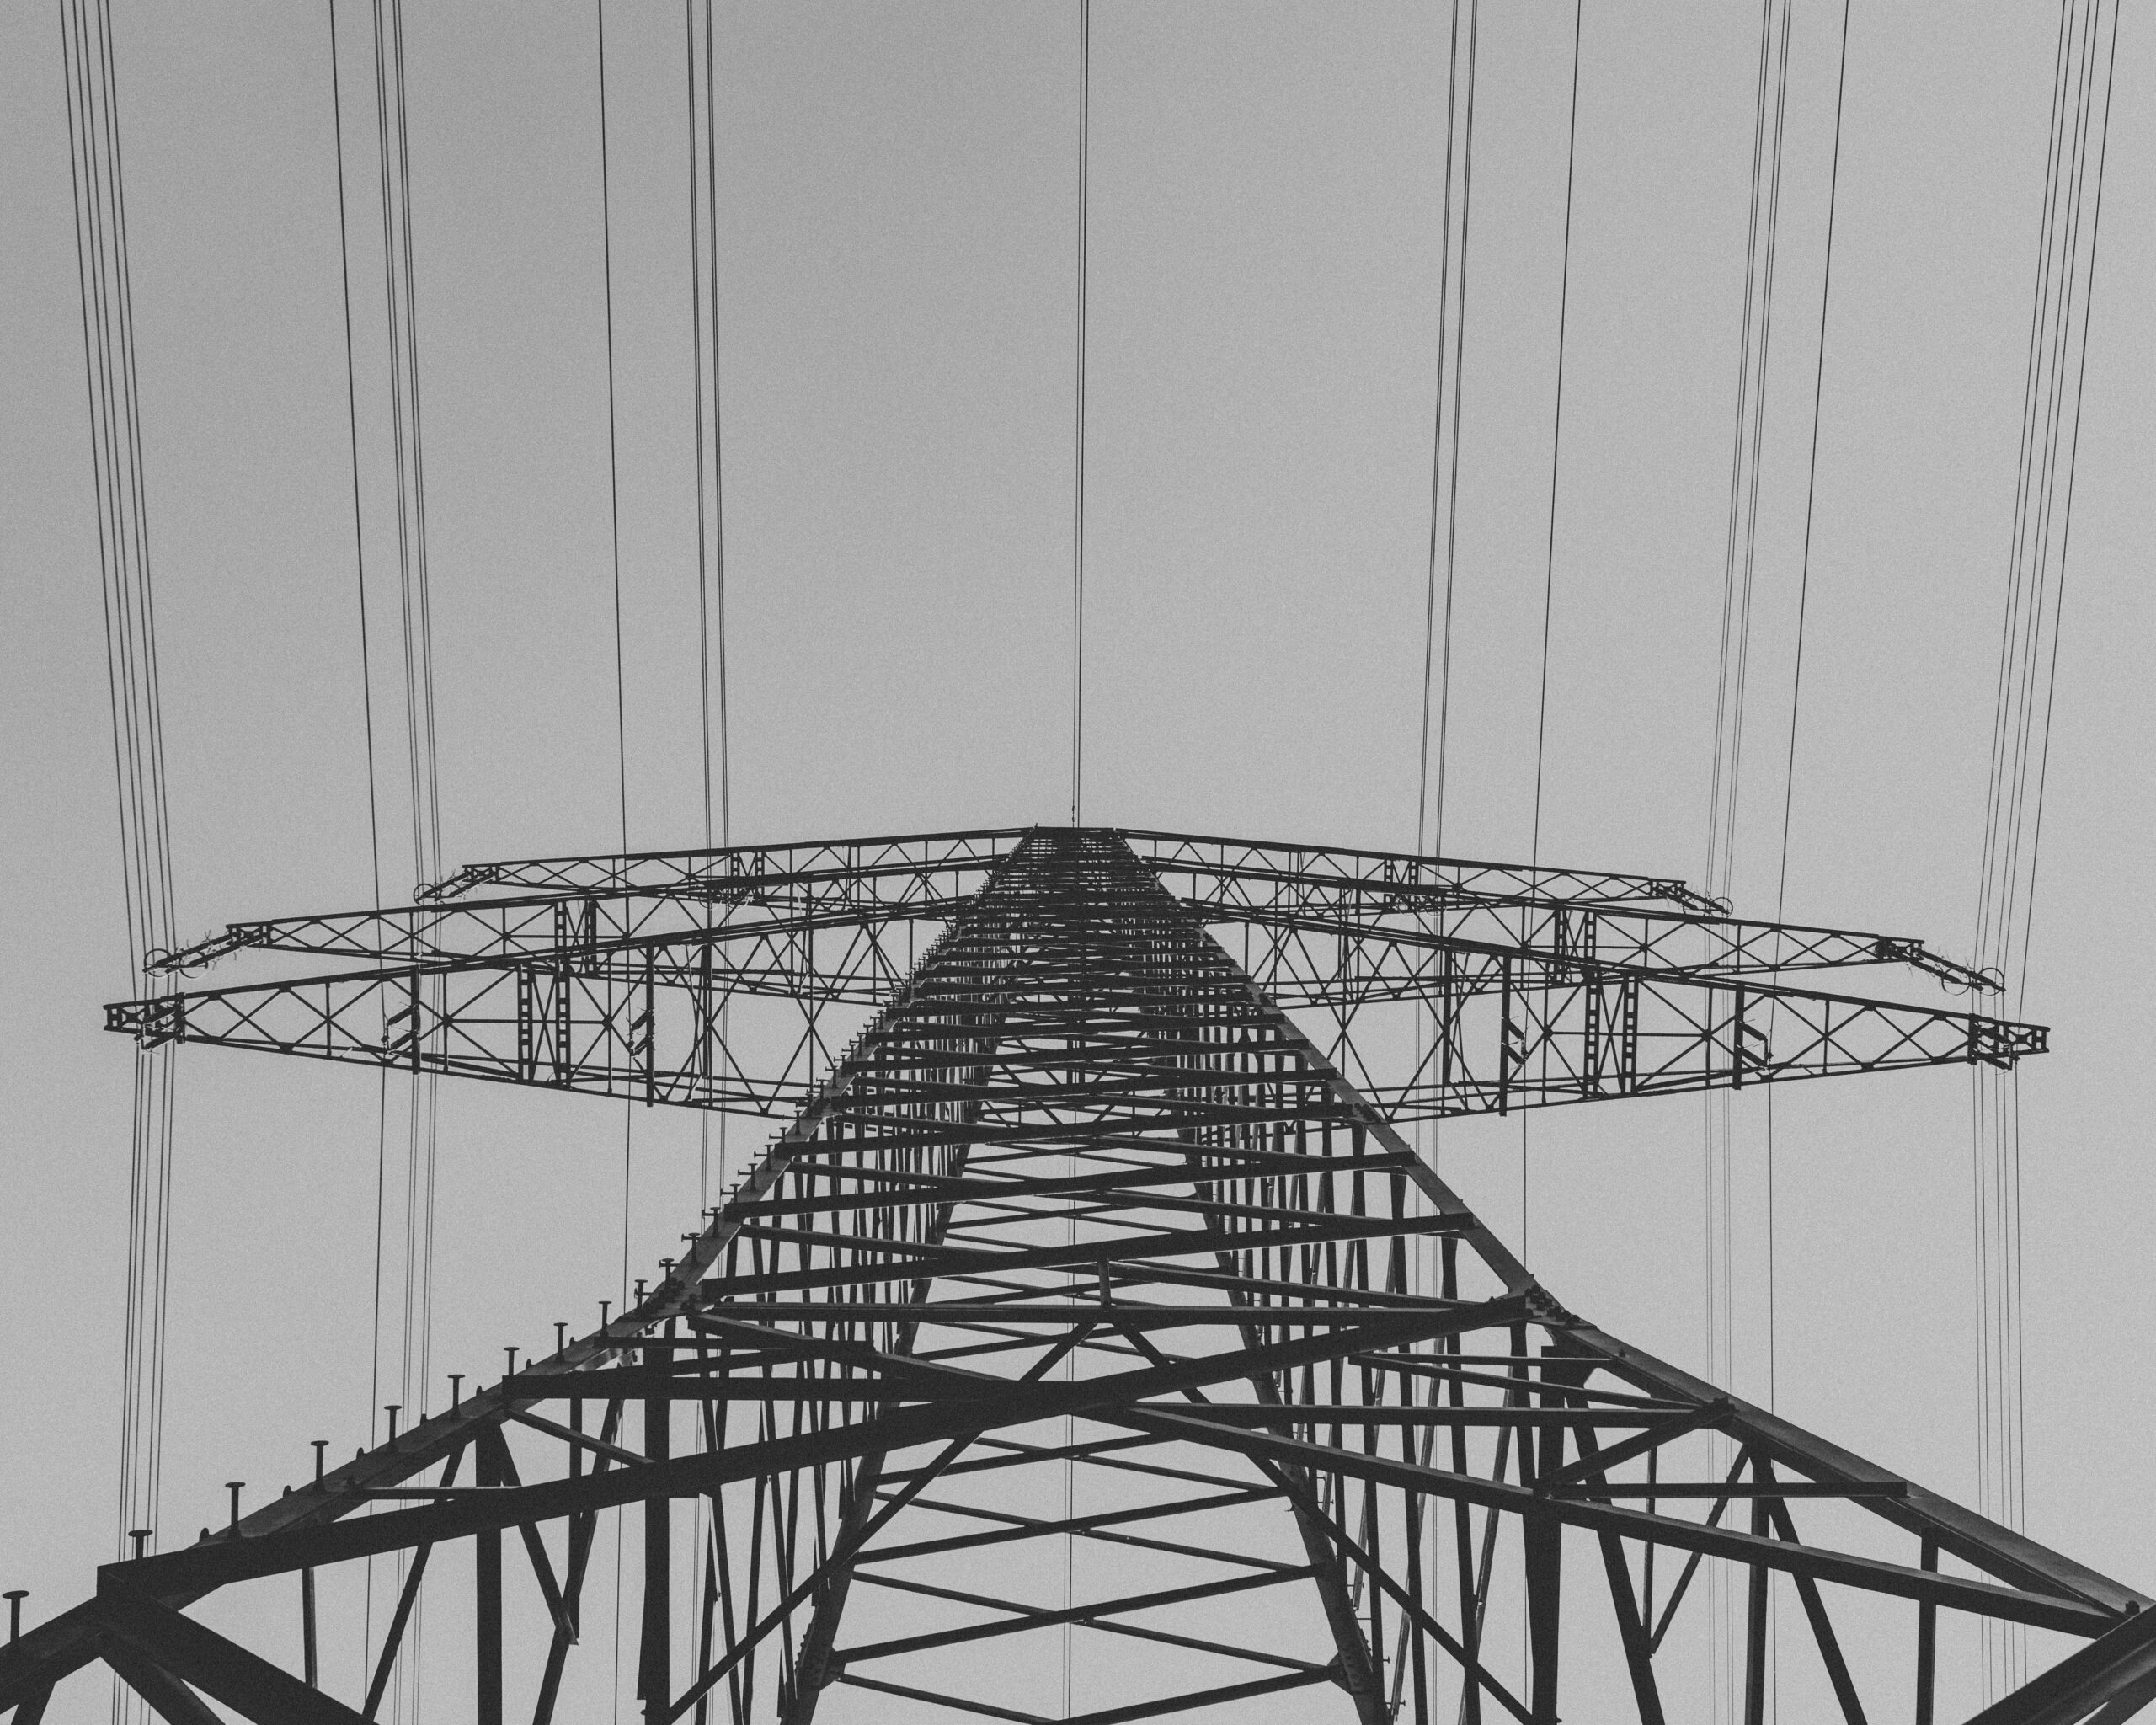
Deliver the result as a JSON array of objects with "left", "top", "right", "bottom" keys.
[{"left": 6, "top": 826, "right": 2151, "bottom": 1723}]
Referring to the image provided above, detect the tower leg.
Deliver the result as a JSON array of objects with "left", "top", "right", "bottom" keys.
[
  {"left": 1742, "top": 1494, "right": 1769, "bottom": 1725},
  {"left": 475, "top": 1534, "right": 501, "bottom": 1725},
  {"left": 476, "top": 1416, "right": 502, "bottom": 1725},
  {"left": 640, "top": 1376, "right": 671, "bottom": 1720},
  {"left": 1525, "top": 1514, "right": 1561, "bottom": 1722},
  {"left": 1917, "top": 1540, "right": 1939, "bottom": 1725}
]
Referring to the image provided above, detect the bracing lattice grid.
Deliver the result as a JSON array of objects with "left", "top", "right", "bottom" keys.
[{"left": 8, "top": 826, "right": 2150, "bottom": 1722}]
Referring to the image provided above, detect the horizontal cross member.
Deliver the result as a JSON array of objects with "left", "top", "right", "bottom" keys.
[
  {"left": 156, "top": 852, "right": 1001, "bottom": 971},
  {"left": 702, "top": 1213, "right": 1465, "bottom": 1298},
  {"left": 105, "top": 927, "right": 2045, "bottom": 1126},
  {"left": 589, "top": 1300, "right": 1487, "bottom": 1330},
  {"left": 1112, "top": 1408, "right": 2121, "bottom": 1636},
  {"left": 109, "top": 1297, "right": 1530, "bottom": 1596}
]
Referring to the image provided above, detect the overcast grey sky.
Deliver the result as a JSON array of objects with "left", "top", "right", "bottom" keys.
[{"left": 3, "top": 2, "right": 2151, "bottom": 1718}]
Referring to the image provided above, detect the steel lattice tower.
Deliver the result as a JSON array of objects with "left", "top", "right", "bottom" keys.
[{"left": 4, "top": 825, "right": 2149, "bottom": 1722}]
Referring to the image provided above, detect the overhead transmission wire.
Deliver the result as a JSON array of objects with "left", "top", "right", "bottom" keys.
[
  {"left": 1700, "top": 3, "right": 1793, "bottom": 1717},
  {"left": 1416, "top": 4, "right": 1462, "bottom": 851},
  {"left": 1521, "top": 0, "right": 1583, "bottom": 1278},
  {"left": 326, "top": 1, "right": 394, "bottom": 1703},
  {"left": 1743, "top": 5, "right": 1855, "bottom": 1715},
  {"left": 1420, "top": 0, "right": 1479, "bottom": 878},
  {"left": 1412, "top": 0, "right": 1469, "bottom": 1130},
  {"left": 600, "top": 0, "right": 633, "bottom": 1317},
  {"left": 1769, "top": 0, "right": 1853, "bottom": 1470},
  {"left": 328, "top": 6, "right": 387, "bottom": 984},
  {"left": 1406, "top": 11, "right": 1475, "bottom": 1700},
  {"left": 1497, "top": 13, "right": 1587, "bottom": 1696},
  {"left": 593, "top": 7, "right": 633, "bottom": 1717},
  {"left": 382, "top": 0, "right": 443, "bottom": 897},
  {"left": 1062, "top": 14, "right": 1095, "bottom": 1712},
  {"left": 688, "top": 0, "right": 733, "bottom": 1208},
  {"left": 1527, "top": 3, "right": 1582, "bottom": 882},
  {"left": 1971, "top": 0, "right": 2072, "bottom": 1686},
  {"left": 1412, "top": 0, "right": 1476, "bottom": 1308},
  {"left": 1968, "top": 0, "right": 2121, "bottom": 1700},
  {"left": 1971, "top": 7, "right": 2069, "bottom": 1700},
  {"left": 384, "top": 19, "right": 446, "bottom": 1715},
  {"left": 331, "top": 2, "right": 451, "bottom": 1713},
  {"left": 1070, "top": 0, "right": 1092, "bottom": 831},
  {"left": 686, "top": 6, "right": 737, "bottom": 1716},
  {"left": 60, "top": 11, "right": 179, "bottom": 1722}
]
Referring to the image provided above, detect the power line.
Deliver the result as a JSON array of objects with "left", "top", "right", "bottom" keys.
[
  {"left": 1431, "top": 0, "right": 1480, "bottom": 868},
  {"left": 594, "top": 8, "right": 634, "bottom": 1719},
  {"left": 1702, "top": 6, "right": 1794, "bottom": 1713},
  {"left": 1523, "top": 0, "right": 1585, "bottom": 1284},
  {"left": 60, "top": 20, "right": 180, "bottom": 1725},
  {"left": 2015, "top": 1, "right": 2122, "bottom": 1021},
  {"left": 597, "top": 6, "right": 629, "bottom": 868},
  {"left": 684, "top": 13, "right": 736, "bottom": 1717},
  {"left": 1411, "top": 0, "right": 1469, "bottom": 1317},
  {"left": 1063, "top": 16, "right": 1094, "bottom": 1712},
  {"left": 325, "top": 8, "right": 391, "bottom": 1699},
  {"left": 1070, "top": 0, "right": 1092, "bottom": 830},
  {"left": 1748, "top": 8, "right": 1856, "bottom": 1709},
  {"left": 387, "top": 0, "right": 442, "bottom": 892},
  {"left": 329, "top": 3, "right": 451, "bottom": 1708},
  {"left": 694, "top": 2, "right": 732, "bottom": 857},
  {"left": 325, "top": 4, "right": 409, "bottom": 1701},
  {"left": 328, "top": 3, "right": 382, "bottom": 911},
  {"left": 1529, "top": 0, "right": 1582, "bottom": 878},
  {"left": 1766, "top": 0, "right": 1855, "bottom": 1435},
  {"left": 1415, "top": 0, "right": 1465, "bottom": 863},
  {"left": 1967, "top": 0, "right": 2121, "bottom": 1697}
]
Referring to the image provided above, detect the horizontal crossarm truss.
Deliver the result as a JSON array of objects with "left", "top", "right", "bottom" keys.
[{"left": 109, "top": 829, "right": 2040, "bottom": 1124}]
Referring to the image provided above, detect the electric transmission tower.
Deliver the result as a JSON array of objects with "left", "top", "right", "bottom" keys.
[{"left": 4, "top": 825, "right": 2149, "bottom": 1722}]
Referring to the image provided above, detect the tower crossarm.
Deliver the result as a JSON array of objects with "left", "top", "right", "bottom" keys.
[
  {"left": 1235, "top": 927, "right": 2041, "bottom": 1121},
  {"left": 1176, "top": 883, "right": 1991, "bottom": 991},
  {"left": 419, "top": 825, "right": 1716, "bottom": 909},
  {"left": 152, "top": 851, "right": 1001, "bottom": 974},
  {"left": 148, "top": 868, "right": 1983, "bottom": 996},
  {"left": 1119, "top": 828, "right": 1720, "bottom": 910},
  {"left": 141, "top": 831, "right": 1991, "bottom": 1086},
  {"left": 104, "top": 916, "right": 2046, "bottom": 1125},
  {"left": 413, "top": 826, "right": 1032, "bottom": 900}
]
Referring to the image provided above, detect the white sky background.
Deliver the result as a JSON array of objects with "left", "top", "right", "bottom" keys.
[{"left": 1, "top": 1, "right": 2152, "bottom": 1717}]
